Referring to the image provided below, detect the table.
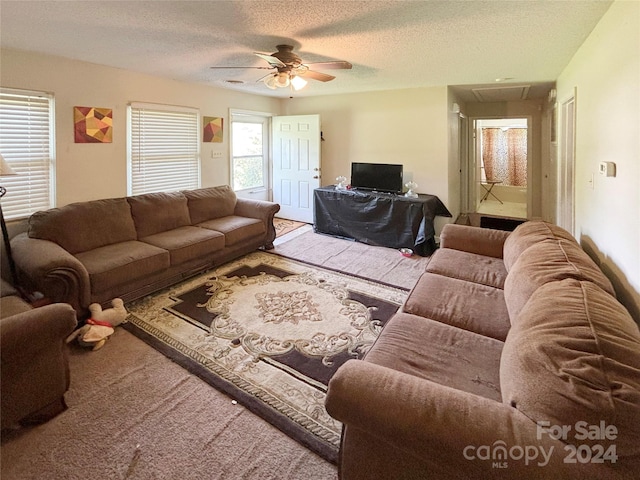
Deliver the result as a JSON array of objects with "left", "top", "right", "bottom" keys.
[
  {"left": 480, "top": 180, "right": 503, "bottom": 204},
  {"left": 313, "top": 186, "right": 452, "bottom": 256}
]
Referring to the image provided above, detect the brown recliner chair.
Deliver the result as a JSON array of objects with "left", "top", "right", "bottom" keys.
[{"left": 1, "top": 280, "right": 77, "bottom": 429}]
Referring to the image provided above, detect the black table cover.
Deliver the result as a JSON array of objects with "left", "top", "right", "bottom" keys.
[{"left": 313, "top": 186, "right": 452, "bottom": 256}]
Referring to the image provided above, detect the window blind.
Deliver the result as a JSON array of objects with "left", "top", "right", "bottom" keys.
[
  {"left": 0, "top": 88, "right": 54, "bottom": 220},
  {"left": 128, "top": 103, "right": 200, "bottom": 196}
]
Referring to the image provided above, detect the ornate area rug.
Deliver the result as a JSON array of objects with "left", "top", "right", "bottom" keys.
[{"left": 124, "top": 251, "right": 407, "bottom": 463}]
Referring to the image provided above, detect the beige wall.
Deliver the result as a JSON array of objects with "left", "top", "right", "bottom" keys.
[
  {"left": 281, "top": 87, "right": 454, "bottom": 230},
  {"left": 556, "top": 0, "right": 640, "bottom": 320},
  {"left": 0, "top": 49, "right": 281, "bottom": 207}
]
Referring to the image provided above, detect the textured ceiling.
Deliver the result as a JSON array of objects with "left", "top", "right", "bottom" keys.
[{"left": 0, "top": 0, "right": 612, "bottom": 100}]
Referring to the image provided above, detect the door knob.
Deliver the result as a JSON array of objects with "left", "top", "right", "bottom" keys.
[{"left": 313, "top": 175, "right": 319, "bottom": 179}]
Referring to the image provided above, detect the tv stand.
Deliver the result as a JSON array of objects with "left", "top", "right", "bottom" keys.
[{"left": 313, "top": 186, "right": 452, "bottom": 256}]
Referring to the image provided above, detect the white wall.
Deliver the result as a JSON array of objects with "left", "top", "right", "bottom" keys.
[
  {"left": 556, "top": 0, "right": 640, "bottom": 320},
  {"left": 0, "top": 49, "right": 281, "bottom": 207},
  {"left": 281, "top": 87, "right": 454, "bottom": 229}
]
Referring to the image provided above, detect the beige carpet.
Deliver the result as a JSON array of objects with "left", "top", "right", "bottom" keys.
[
  {"left": 1, "top": 328, "right": 337, "bottom": 480},
  {"left": 273, "top": 229, "right": 432, "bottom": 290},
  {"left": 1, "top": 231, "right": 431, "bottom": 479}
]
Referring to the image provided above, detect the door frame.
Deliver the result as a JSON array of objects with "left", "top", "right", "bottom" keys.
[
  {"left": 271, "top": 114, "right": 321, "bottom": 223},
  {"left": 463, "top": 115, "right": 532, "bottom": 218},
  {"left": 558, "top": 90, "right": 576, "bottom": 236}
]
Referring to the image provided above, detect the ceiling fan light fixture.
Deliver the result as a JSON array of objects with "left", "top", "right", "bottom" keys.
[
  {"left": 275, "top": 72, "right": 290, "bottom": 88},
  {"left": 290, "top": 75, "right": 308, "bottom": 91},
  {"left": 263, "top": 74, "right": 278, "bottom": 89}
]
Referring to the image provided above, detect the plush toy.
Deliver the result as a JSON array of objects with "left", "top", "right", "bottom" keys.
[{"left": 66, "top": 298, "right": 128, "bottom": 351}]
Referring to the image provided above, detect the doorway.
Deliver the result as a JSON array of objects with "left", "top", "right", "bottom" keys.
[
  {"left": 272, "top": 114, "right": 321, "bottom": 223},
  {"left": 229, "top": 111, "right": 322, "bottom": 222},
  {"left": 468, "top": 118, "right": 530, "bottom": 219}
]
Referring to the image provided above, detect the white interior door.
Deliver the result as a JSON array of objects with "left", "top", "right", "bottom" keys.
[{"left": 272, "top": 114, "right": 321, "bottom": 223}]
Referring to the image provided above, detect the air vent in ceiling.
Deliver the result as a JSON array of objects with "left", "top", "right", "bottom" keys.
[{"left": 472, "top": 85, "right": 531, "bottom": 102}]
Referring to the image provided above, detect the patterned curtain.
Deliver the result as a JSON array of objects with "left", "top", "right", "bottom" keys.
[{"left": 482, "top": 128, "right": 527, "bottom": 187}]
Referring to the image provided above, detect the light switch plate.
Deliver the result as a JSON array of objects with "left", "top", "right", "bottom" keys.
[{"left": 598, "top": 162, "right": 616, "bottom": 177}]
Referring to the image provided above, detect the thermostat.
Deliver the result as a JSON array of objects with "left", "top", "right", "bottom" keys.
[{"left": 599, "top": 162, "right": 616, "bottom": 177}]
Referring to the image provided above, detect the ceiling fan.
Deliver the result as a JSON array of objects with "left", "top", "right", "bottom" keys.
[{"left": 211, "top": 45, "right": 352, "bottom": 91}]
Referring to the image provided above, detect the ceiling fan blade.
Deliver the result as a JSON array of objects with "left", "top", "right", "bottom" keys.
[
  {"left": 305, "top": 61, "right": 352, "bottom": 70},
  {"left": 301, "top": 70, "right": 336, "bottom": 82},
  {"left": 254, "top": 52, "right": 287, "bottom": 68},
  {"left": 210, "top": 66, "right": 274, "bottom": 70}
]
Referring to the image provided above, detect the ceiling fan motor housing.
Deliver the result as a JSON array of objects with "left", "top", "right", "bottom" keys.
[{"left": 272, "top": 45, "right": 302, "bottom": 68}]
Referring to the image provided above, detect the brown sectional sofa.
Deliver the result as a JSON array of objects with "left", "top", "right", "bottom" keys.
[
  {"left": 326, "top": 221, "right": 640, "bottom": 479},
  {"left": 1, "top": 279, "right": 77, "bottom": 429},
  {"left": 11, "top": 185, "right": 279, "bottom": 316}
]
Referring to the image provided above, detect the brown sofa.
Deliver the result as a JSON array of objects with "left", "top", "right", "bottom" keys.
[
  {"left": 326, "top": 221, "right": 640, "bottom": 479},
  {"left": 1, "top": 279, "right": 77, "bottom": 429},
  {"left": 10, "top": 186, "right": 280, "bottom": 316}
]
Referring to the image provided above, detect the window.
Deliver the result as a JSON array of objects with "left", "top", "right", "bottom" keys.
[
  {"left": 230, "top": 112, "right": 269, "bottom": 192},
  {"left": 128, "top": 103, "right": 200, "bottom": 196},
  {"left": 0, "top": 88, "right": 55, "bottom": 220}
]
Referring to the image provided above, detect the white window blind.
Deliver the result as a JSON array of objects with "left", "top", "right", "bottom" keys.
[
  {"left": 0, "top": 88, "right": 54, "bottom": 220},
  {"left": 128, "top": 103, "right": 200, "bottom": 195}
]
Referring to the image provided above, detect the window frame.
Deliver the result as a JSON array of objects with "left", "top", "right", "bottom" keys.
[
  {"left": 127, "top": 102, "right": 201, "bottom": 196},
  {"left": 229, "top": 109, "right": 271, "bottom": 195},
  {"left": 0, "top": 87, "right": 55, "bottom": 220}
]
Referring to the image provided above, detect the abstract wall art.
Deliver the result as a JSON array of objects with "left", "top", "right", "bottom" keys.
[
  {"left": 203, "top": 116, "right": 223, "bottom": 143},
  {"left": 74, "top": 106, "right": 113, "bottom": 143}
]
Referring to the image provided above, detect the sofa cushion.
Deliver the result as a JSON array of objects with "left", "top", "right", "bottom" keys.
[
  {"left": 505, "top": 239, "right": 616, "bottom": 322},
  {"left": 503, "top": 221, "right": 577, "bottom": 271},
  {"left": 500, "top": 279, "right": 640, "bottom": 455},
  {"left": 0, "top": 295, "right": 32, "bottom": 318},
  {"left": 403, "top": 272, "right": 510, "bottom": 341},
  {"left": 183, "top": 186, "right": 237, "bottom": 225},
  {"left": 0, "top": 279, "right": 18, "bottom": 298},
  {"left": 127, "top": 192, "right": 191, "bottom": 238},
  {"left": 425, "top": 248, "right": 507, "bottom": 289},
  {"left": 28, "top": 198, "right": 137, "bottom": 254},
  {"left": 140, "top": 226, "right": 225, "bottom": 266},
  {"left": 197, "top": 216, "right": 265, "bottom": 246},
  {"left": 75, "top": 241, "right": 170, "bottom": 294},
  {"left": 365, "top": 312, "right": 504, "bottom": 402}
]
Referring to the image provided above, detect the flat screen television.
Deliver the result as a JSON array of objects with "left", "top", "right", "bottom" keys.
[{"left": 350, "top": 162, "right": 403, "bottom": 194}]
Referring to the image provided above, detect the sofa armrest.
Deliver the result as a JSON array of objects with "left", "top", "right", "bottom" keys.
[
  {"left": 326, "top": 360, "right": 608, "bottom": 479},
  {"left": 234, "top": 198, "right": 281, "bottom": 246},
  {"left": 11, "top": 233, "right": 90, "bottom": 313},
  {"left": 439, "top": 224, "right": 510, "bottom": 258},
  {"left": 1, "top": 302, "right": 78, "bottom": 428},
  {"left": 1, "top": 302, "right": 77, "bottom": 355}
]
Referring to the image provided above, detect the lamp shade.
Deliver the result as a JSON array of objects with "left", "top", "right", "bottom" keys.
[
  {"left": 290, "top": 75, "right": 308, "bottom": 91},
  {"left": 0, "top": 154, "right": 17, "bottom": 177},
  {"left": 263, "top": 74, "right": 278, "bottom": 90},
  {"left": 274, "top": 72, "right": 290, "bottom": 88}
]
